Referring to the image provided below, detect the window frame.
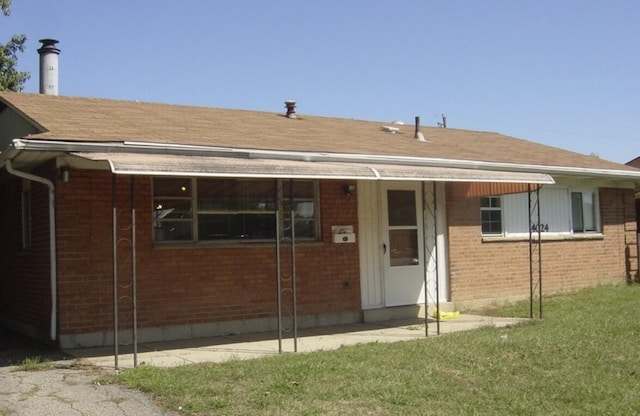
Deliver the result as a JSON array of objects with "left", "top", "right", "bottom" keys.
[
  {"left": 480, "top": 196, "right": 503, "bottom": 236},
  {"left": 570, "top": 189, "right": 599, "bottom": 233},
  {"left": 481, "top": 186, "right": 601, "bottom": 239},
  {"left": 281, "top": 180, "right": 320, "bottom": 241},
  {"left": 153, "top": 177, "right": 194, "bottom": 242},
  {"left": 153, "top": 177, "right": 320, "bottom": 244}
]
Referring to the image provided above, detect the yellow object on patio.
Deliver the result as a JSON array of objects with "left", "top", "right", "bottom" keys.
[{"left": 433, "top": 310, "right": 460, "bottom": 320}]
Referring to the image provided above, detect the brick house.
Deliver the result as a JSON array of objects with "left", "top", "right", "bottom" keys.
[
  {"left": 1, "top": 92, "right": 639, "bottom": 349},
  {"left": 628, "top": 156, "right": 640, "bottom": 278}
]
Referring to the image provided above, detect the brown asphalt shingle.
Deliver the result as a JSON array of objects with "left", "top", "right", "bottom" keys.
[{"left": 0, "top": 92, "right": 637, "bottom": 173}]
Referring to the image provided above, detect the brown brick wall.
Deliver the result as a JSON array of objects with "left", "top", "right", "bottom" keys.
[
  {"left": 446, "top": 184, "right": 637, "bottom": 305},
  {"left": 5, "top": 166, "right": 636, "bottom": 340},
  {"left": 55, "top": 171, "right": 361, "bottom": 336}
]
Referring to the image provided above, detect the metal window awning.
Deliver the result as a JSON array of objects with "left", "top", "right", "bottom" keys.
[{"left": 71, "top": 152, "right": 554, "bottom": 191}]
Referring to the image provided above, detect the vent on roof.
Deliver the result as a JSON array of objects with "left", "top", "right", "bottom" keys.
[
  {"left": 37, "top": 39, "right": 60, "bottom": 96},
  {"left": 381, "top": 125, "right": 400, "bottom": 134},
  {"left": 285, "top": 100, "right": 297, "bottom": 118},
  {"left": 414, "top": 116, "right": 426, "bottom": 142},
  {"left": 437, "top": 114, "right": 447, "bottom": 128}
]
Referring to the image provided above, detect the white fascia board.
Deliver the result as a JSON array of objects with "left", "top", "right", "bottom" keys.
[{"left": 8, "top": 138, "right": 640, "bottom": 182}]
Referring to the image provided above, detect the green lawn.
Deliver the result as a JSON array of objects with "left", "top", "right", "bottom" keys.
[{"left": 112, "top": 284, "right": 640, "bottom": 415}]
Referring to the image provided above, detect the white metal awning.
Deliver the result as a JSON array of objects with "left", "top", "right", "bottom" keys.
[{"left": 70, "top": 152, "right": 555, "bottom": 184}]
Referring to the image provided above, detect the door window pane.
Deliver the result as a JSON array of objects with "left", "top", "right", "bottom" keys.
[
  {"left": 389, "top": 229, "right": 419, "bottom": 266},
  {"left": 387, "top": 190, "right": 417, "bottom": 226}
]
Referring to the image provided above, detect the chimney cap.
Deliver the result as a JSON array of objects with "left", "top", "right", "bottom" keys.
[
  {"left": 284, "top": 99, "right": 297, "bottom": 118},
  {"left": 38, "top": 38, "right": 60, "bottom": 55}
]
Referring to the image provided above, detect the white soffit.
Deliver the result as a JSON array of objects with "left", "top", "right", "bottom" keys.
[{"left": 71, "top": 152, "right": 555, "bottom": 184}]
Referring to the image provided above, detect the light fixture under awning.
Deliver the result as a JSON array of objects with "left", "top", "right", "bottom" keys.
[{"left": 70, "top": 152, "right": 555, "bottom": 187}]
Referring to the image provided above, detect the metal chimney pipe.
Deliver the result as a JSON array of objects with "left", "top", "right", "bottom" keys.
[
  {"left": 37, "top": 39, "right": 60, "bottom": 95},
  {"left": 414, "top": 116, "right": 427, "bottom": 141},
  {"left": 285, "top": 100, "right": 297, "bottom": 118}
]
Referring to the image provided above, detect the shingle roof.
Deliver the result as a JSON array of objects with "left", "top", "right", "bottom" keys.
[
  {"left": 0, "top": 92, "right": 637, "bottom": 173},
  {"left": 627, "top": 156, "right": 640, "bottom": 168}
]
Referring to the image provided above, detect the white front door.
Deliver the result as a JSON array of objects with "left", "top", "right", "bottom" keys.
[{"left": 382, "top": 182, "right": 425, "bottom": 306}]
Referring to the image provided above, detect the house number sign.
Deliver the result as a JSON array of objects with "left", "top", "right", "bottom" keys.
[{"left": 531, "top": 223, "right": 550, "bottom": 232}]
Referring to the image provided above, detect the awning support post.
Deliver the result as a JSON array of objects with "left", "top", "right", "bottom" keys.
[
  {"left": 422, "top": 182, "right": 429, "bottom": 336},
  {"left": 276, "top": 207, "right": 283, "bottom": 353},
  {"left": 434, "top": 182, "right": 441, "bottom": 335},
  {"left": 528, "top": 185, "right": 543, "bottom": 319},
  {"left": 422, "top": 181, "right": 440, "bottom": 336},
  {"left": 275, "top": 179, "right": 298, "bottom": 353},
  {"left": 112, "top": 175, "right": 119, "bottom": 370},
  {"left": 111, "top": 175, "right": 139, "bottom": 370},
  {"left": 131, "top": 177, "right": 138, "bottom": 367}
]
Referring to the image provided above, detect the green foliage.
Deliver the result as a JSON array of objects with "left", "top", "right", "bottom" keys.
[
  {"left": 0, "top": 0, "right": 30, "bottom": 92},
  {"left": 1, "top": 0, "right": 10, "bottom": 16},
  {"left": 111, "top": 284, "right": 640, "bottom": 415},
  {"left": 14, "top": 356, "right": 53, "bottom": 371}
]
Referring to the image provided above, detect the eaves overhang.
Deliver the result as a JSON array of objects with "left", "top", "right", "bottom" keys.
[
  {"left": 4, "top": 138, "right": 638, "bottom": 184},
  {"left": 67, "top": 151, "right": 555, "bottom": 185}
]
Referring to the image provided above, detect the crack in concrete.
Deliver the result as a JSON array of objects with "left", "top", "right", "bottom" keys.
[{"left": 1, "top": 365, "right": 178, "bottom": 416}]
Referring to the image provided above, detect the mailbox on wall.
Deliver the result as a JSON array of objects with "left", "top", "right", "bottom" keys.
[{"left": 332, "top": 225, "right": 356, "bottom": 244}]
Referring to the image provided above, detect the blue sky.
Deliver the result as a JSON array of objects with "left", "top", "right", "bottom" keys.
[{"left": 2, "top": 1, "right": 638, "bottom": 164}]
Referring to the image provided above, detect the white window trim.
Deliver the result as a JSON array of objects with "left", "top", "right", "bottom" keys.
[
  {"left": 480, "top": 196, "right": 503, "bottom": 236},
  {"left": 568, "top": 188, "right": 600, "bottom": 234},
  {"left": 481, "top": 186, "right": 603, "bottom": 241}
]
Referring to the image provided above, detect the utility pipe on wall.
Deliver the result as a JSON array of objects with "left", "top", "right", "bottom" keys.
[{"left": 5, "top": 160, "right": 57, "bottom": 341}]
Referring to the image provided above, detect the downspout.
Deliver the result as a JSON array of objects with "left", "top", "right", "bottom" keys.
[{"left": 5, "top": 159, "right": 57, "bottom": 341}]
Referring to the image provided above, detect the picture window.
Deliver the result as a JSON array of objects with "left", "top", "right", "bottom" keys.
[{"left": 153, "top": 178, "right": 319, "bottom": 243}]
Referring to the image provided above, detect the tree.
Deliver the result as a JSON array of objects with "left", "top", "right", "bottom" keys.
[{"left": 0, "top": 0, "right": 30, "bottom": 92}]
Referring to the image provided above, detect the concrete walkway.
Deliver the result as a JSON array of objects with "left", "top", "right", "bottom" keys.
[
  {"left": 1, "top": 314, "right": 528, "bottom": 416},
  {"left": 67, "top": 314, "right": 528, "bottom": 370}
]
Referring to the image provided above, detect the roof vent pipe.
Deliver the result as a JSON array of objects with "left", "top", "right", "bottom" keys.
[
  {"left": 37, "top": 39, "right": 60, "bottom": 95},
  {"left": 414, "top": 116, "right": 426, "bottom": 142},
  {"left": 285, "top": 100, "right": 297, "bottom": 118}
]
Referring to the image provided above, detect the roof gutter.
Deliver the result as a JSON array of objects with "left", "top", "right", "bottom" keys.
[
  {"left": 5, "top": 159, "right": 57, "bottom": 342},
  {"left": 8, "top": 138, "right": 640, "bottom": 181}
]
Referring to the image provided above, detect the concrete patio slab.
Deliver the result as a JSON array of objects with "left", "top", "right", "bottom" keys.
[{"left": 67, "top": 314, "right": 528, "bottom": 370}]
